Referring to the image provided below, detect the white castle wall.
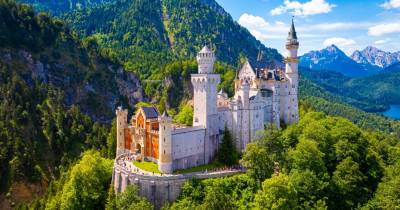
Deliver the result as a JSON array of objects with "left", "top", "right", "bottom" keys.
[{"left": 171, "top": 126, "right": 206, "bottom": 170}]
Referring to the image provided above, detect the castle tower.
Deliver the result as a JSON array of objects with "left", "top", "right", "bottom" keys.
[
  {"left": 158, "top": 112, "right": 173, "bottom": 174},
  {"left": 116, "top": 106, "right": 128, "bottom": 157},
  {"left": 237, "top": 80, "right": 250, "bottom": 151},
  {"left": 284, "top": 18, "right": 299, "bottom": 124},
  {"left": 191, "top": 45, "right": 220, "bottom": 163}
]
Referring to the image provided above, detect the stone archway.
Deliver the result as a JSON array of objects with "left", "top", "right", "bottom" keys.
[{"left": 135, "top": 143, "right": 142, "bottom": 154}]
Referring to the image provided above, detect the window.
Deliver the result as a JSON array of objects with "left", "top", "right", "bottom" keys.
[
  {"left": 164, "top": 150, "right": 165, "bottom": 154},
  {"left": 164, "top": 138, "right": 165, "bottom": 142}
]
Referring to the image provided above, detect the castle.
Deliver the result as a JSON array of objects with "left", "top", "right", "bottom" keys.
[{"left": 115, "top": 20, "right": 299, "bottom": 174}]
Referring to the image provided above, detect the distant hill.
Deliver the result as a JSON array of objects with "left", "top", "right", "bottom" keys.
[
  {"left": 351, "top": 46, "right": 400, "bottom": 68},
  {"left": 300, "top": 45, "right": 380, "bottom": 77},
  {"left": 301, "top": 62, "right": 400, "bottom": 112},
  {"left": 18, "top": 0, "right": 113, "bottom": 15}
]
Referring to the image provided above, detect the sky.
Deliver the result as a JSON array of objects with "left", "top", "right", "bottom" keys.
[{"left": 215, "top": 0, "right": 400, "bottom": 55}]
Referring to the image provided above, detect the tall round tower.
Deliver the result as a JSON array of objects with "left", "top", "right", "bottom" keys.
[
  {"left": 284, "top": 18, "right": 299, "bottom": 124},
  {"left": 191, "top": 45, "right": 220, "bottom": 163},
  {"left": 116, "top": 106, "right": 128, "bottom": 157},
  {"left": 158, "top": 112, "right": 173, "bottom": 174}
]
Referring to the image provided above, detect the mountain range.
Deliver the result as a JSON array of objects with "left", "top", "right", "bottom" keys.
[
  {"left": 300, "top": 45, "right": 400, "bottom": 77},
  {"left": 351, "top": 46, "right": 400, "bottom": 68}
]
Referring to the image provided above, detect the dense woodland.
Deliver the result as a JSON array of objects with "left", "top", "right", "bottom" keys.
[
  {"left": 1, "top": 0, "right": 400, "bottom": 209},
  {"left": 301, "top": 67, "right": 400, "bottom": 112}
]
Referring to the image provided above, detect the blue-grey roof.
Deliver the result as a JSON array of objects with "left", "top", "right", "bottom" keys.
[
  {"left": 288, "top": 18, "right": 297, "bottom": 40},
  {"left": 142, "top": 107, "right": 159, "bottom": 119}
]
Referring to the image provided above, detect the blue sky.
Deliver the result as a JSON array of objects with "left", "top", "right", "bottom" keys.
[{"left": 215, "top": 0, "right": 400, "bottom": 55}]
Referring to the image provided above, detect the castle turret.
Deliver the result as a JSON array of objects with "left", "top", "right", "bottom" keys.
[
  {"left": 158, "top": 112, "right": 173, "bottom": 174},
  {"left": 192, "top": 45, "right": 220, "bottom": 163},
  {"left": 116, "top": 106, "right": 128, "bottom": 157},
  {"left": 237, "top": 80, "right": 250, "bottom": 151},
  {"left": 284, "top": 18, "right": 299, "bottom": 124},
  {"left": 197, "top": 45, "right": 216, "bottom": 74},
  {"left": 239, "top": 80, "right": 250, "bottom": 109}
]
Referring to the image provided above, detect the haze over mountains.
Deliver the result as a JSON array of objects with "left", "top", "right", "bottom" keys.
[{"left": 300, "top": 45, "right": 400, "bottom": 77}]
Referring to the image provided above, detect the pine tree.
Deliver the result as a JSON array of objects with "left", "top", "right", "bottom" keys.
[
  {"left": 217, "top": 125, "right": 239, "bottom": 166},
  {"left": 105, "top": 184, "right": 117, "bottom": 210}
]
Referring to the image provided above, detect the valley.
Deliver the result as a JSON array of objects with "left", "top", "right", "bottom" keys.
[{"left": 382, "top": 104, "right": 400, "bottom": 120}]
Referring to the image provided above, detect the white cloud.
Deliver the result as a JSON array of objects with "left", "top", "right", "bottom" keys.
[
  {"left": 305, "top": 22, "right": 371, "bottom": 31},
  {"left": 270, "top": 0, "right": 336, "bottom": 17},
  {"left": 368, "top": 22, "right": 400, "bottom": 36},
  {"left": 323, "top": 37, "right": 356, "bottom": 47},
  {"left": 374, "top": 39, "right": 391, "bottom": 44},
  {"left": 238, "top": 13, "right": 289, "bottom": 41},
  {"left": 381, "top": 0, "right": 400, "bottom": 9}
]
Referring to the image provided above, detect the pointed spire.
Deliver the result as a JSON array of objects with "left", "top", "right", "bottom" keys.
[
  {"left": 161, "top": 111, "right": 169, "bottom": 118},
  {"left": 257, "top": 48, "right": 263, "bottom": 62},
  {"left": 200, "top": 45, "right": 212, "bottom": 53},
  {"left": 288, "top": 16, "right": 297, "bottom": 40}
]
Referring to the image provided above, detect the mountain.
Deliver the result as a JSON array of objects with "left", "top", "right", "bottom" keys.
[
  {"left": 300, "top": 68, "right": 387, "bottom": 112},
  {"left": 0, "top": 1, "right": 146, "bottom": 203},
  {"left": 55, "top": 0, "right": 281, "bottom": 109},
  {"left": 18, "top": 0, "right": 113, "bottom": 15},
  {"left": 64, "top": 0, "right": 282, "bottom": 64},
  {"left": 0, "top": 6, "right": 144, "bottom": 122},
  {"left": 300, "top": 45, "right": 380, "bottom": 77},
  {"left": 300, "top": 62, "right": 400, "bottom": 113},
  {"left": 351, "top": 46, "right": 400, "bottom": 68}
]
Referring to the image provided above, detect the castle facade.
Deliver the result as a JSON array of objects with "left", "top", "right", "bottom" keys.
[{"left": 115, "top": 21, "right": 299, "bottom": 174}]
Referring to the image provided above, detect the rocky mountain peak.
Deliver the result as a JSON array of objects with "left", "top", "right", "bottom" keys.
[{"left": 351, "top": 46, "right": 400, "bottom": 68}]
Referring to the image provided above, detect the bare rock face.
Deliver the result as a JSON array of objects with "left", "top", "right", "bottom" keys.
[{"left": 116, "top": 67, "right": 145, "bottom": 106}]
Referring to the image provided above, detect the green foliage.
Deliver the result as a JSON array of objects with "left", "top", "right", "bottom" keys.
[
  {"left": 240, "top": 125, "right": 284, "bottom": 181},
  {"left": 38, "top": 150, "right": 113, "bottom": 210},
  {"left": 235, "top": 110, "right": 398, "bottom": 209},
  {"left": 173, "top": 103, "right": 193, "bottom": 126},
  {"left": 106, "top": 119, "right": 117, "bottom": 158},
  {"left": 288, "top": 139, "right": 327, "bottom": 175},
  {"left": 105, "top": 185, "right": 117, "bottom": 210},
  {"left": 115, "top": 185, "right": 153, "bottom": 210},
  {"left": 363, "top": 161, "right": 400, "bottom": 209},
  {"left": 218, "top": 126, "right": 239, "bottom": 166},
  {"left": 331, "top": 157, "right": 367, "bottom": 209},
  {"left": 133, "top": 161, "right": 161, "bottom": 174},
  {"left": 253, "top": 174, "right": 298, "bottom": 210},
  {"left": 166, "top": 175, "right": 259, "bottom": 210},
  {"left": 300, "top": 68, "right": 387, "bottom": 112}
]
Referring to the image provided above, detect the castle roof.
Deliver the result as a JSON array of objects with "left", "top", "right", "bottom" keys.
[
  {"left": 161, "top": 111, "right": 169, "bottom": 118},
  {"left": 288, "top": 18, "right": 297, "bottom": 40},
  {"left": 141, "top": 107, "right": 159, "bottom": 119},
  {"left": 237, "top": 59, "right": 282, "bottom": 81},
  {"left": 199, "top": 45, "right": 212, "bottom": 53}
]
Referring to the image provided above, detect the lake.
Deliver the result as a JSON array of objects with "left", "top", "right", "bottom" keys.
[{"left": 382, "top": 105, "right": 400, "bottom": 120}]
